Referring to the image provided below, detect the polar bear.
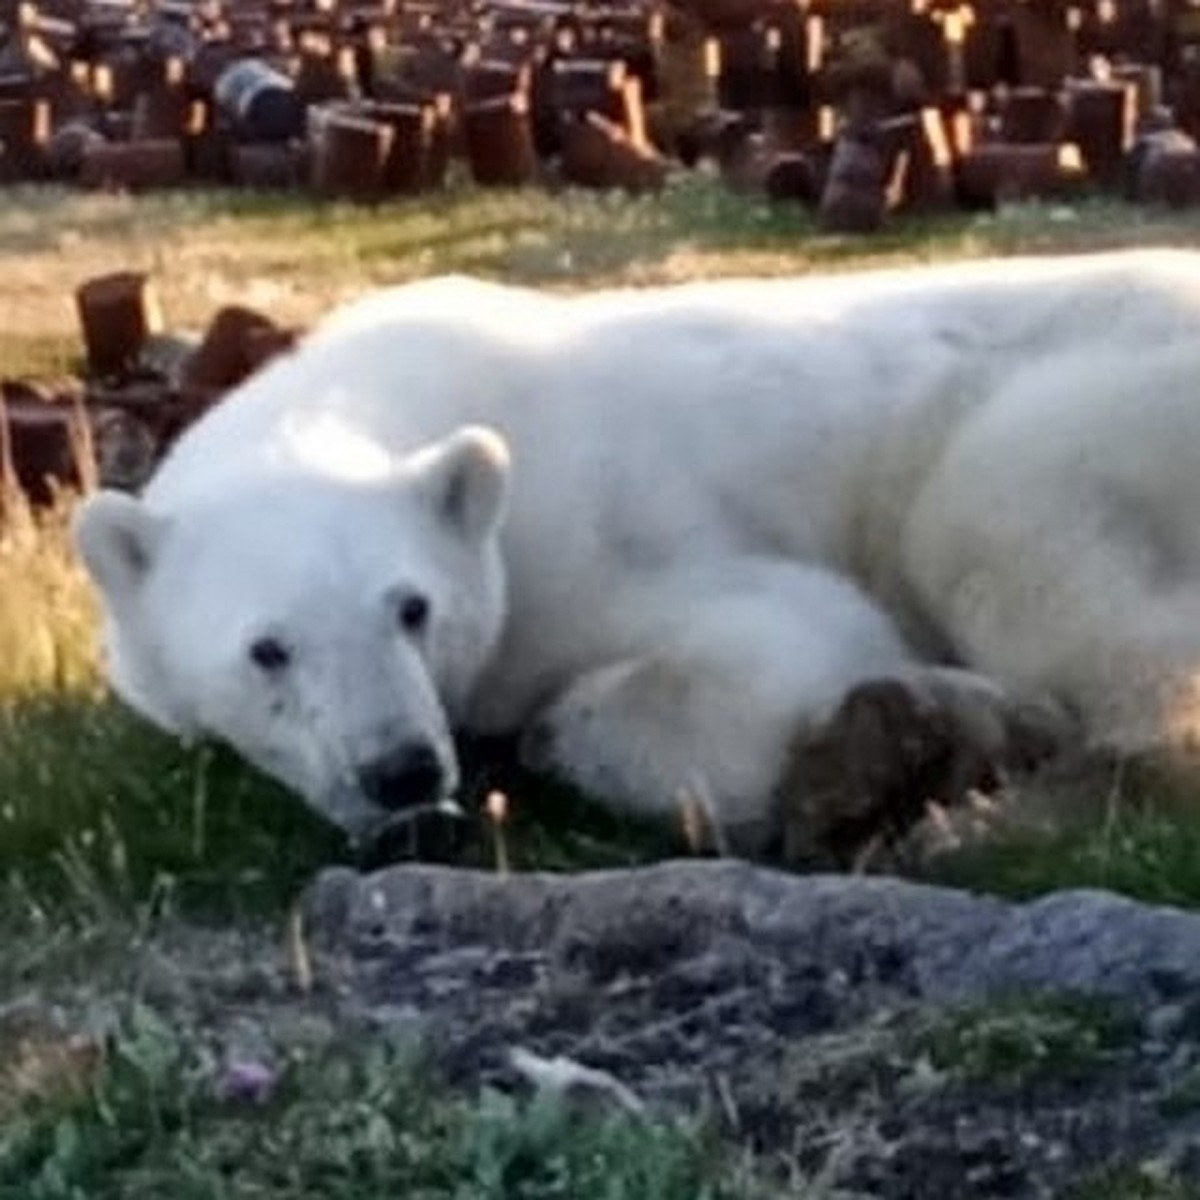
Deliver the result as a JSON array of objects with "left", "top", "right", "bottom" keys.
[{"left": 73, "top": 248, "right": 1200, "bottom": 851}]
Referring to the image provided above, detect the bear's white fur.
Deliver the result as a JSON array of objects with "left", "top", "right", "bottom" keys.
[{"left": 73, "top": 248, "right": 1200, "bottom": 846}]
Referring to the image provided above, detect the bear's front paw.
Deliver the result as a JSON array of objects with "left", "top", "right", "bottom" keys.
[{"left": 778, "top": 671, "right": 1071, "bottom": 870}]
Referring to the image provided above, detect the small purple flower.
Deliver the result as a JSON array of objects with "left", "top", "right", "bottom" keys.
[{"left": 217, "top": 1057, "right": 278, "bottom": 1105}]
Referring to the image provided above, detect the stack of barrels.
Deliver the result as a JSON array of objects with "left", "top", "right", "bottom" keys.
[{"left": 0, "top": 2, "right": 1196, "bottom": 219}]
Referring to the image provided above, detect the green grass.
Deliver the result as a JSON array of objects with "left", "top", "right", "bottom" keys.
[
  {"left": 928, "top": 811, "right": 1200, "bottom": 908},
  {"left": 126, "top": 178, "right": 1200, "bottom": 274},
  {"left": 924, "top": 758, "right": 1200, "bottom": 907},
  {"left": 1063, "top": 1165, "right": 1200, "bottom": 1200},
  {"left": 0, "top": 1009, "right": 795, "bottom": 1200},
  {"left": 0, "top": 697, "right": 343, "bottom": 919},
  {"left": 911, "top": 992, "right": 1139, "bottom": 1088},
  {"left": 177, "top": 182, "right": 1200, "bottom": 286}
]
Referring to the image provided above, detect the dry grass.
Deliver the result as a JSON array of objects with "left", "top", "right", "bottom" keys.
[{"left": 0, "top": 495, "right": 99, "bottom": 696}]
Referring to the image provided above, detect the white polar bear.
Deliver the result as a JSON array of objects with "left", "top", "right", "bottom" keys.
[{"left": 73, "top": 248, "right": 1200, "bottom": 850}]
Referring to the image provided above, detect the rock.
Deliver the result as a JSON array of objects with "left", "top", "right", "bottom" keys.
[
  {"left": 291, "top": 861, "right": 1200, "bottom": 1194},
  {"left": 303, "top": 859, "right": 1200, "bottom": 1006},
  {"left": 1064, "top": 77, "right": 1138, "bottom": 191},
  {"left": 22, "top": 864, "right": 1200, "bottom": 1197}
]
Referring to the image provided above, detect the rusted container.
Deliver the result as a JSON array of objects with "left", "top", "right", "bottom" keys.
[
  {"left": 75, "top": 272, "right": 165, "bottom": 378},
  {"left": 956, "top": 142, "right": 1086, "bottom": 207},
  {"left": 1008, "top": 3, "right": 1079, "bottom": 90},
  {"left": 651, "top": 29, "right": 720, "bottom": 151},
  {"left": 878, "top": 107, "right": 954, "bottom": 213},
  {"left": 997, "top": 86, "right": 1065, "bottom": 145},
  {"left": 361, "top": 99, "right": 444, "bottom": 192},
  {"left": 1064, "top": 78, "right": 1136, "bottom": 190},
  {"left": 213, "top": 56, "right": 305, "bottom": 141},
  {"left": 1133, "top": 130, "right": 1200, "bottom": 209},
  {"left": 550, "top": 57, "right": 626, "bottom": 121},
  {"left": 130, "top": 77, "right": 204, "bottom": 140},
  {"left": 559, "top": 109, "right": 666, "bottom": 191},
  {"left": 818, "top": 129, "right": 899, "bottom": 233},
  {"left": 182, "top": 304, "right": 296, "bottom": 395},
  {"left": 462, "top": 91, "right": 539, "bottom": 185},
  {"left": 717, "top": 26, "right": 779, "bottom": 112},
  {"left": 0, "top": 385, "right": 87, "bottom": 505},
  {"left": 1111, "top": 62, "right": 1163, "bottom": 124},
  {"left": 309, "top": 104, "right": 394, "bottom": 200},
  {"left": 231, "top": 140, "right": 306, "bottom": 189},
  {"left": 294, "top": 44, "right": 360, "bottom": 105},
  {"left": 78, "top": 138, "right": 187, "bottom": 190},
  {"left": 463, "top": 57, "right": 533, "bottom": 103},
  {"left": 0, "top": 95, "right": 49, "bottom": 176}
]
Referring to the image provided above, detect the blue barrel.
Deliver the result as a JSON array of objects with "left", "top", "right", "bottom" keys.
[{"left": 214, "top": 58, "right": 305, "bottom": 142}]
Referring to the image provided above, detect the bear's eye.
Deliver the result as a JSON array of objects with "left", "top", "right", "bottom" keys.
[
  {"left": 249, "top": 636, "right": 291, "bottom": 672},
  {"left": 396, "top": 592, "right": 430, "bottom": 636}
]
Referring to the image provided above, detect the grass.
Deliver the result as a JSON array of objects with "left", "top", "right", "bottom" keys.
[
  {"left": 0, "top": 698, "right": 343, "bottom": 918},
  {"left": 924, "top": 757, "right": 1200, "bottom": 909},
  {"left": 4, "top": 177, "right": 1200, "bottom": 355},
  {"left": 928, "top": 809, "right": 1200, "bottom": 909},
  {"left": 0, "top": 1009, "right": 797, "bottom": 1200},
  {"left": 910, "top": 991, "right": 1139, "bottom": 1088},
  {"left": 1063, "top": 1165, "right": 1200, "bottom": 1200},
  {"left": 6, "top": 178, "right": 1200, "bottom": 1193}
]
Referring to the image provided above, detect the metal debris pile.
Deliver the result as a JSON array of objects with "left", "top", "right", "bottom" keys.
[
  {"left": 0, "top": 1, "right": 1195, "bottom": 223},
  {"left": 1, "top": 270, "right": 296, "bottom": 501}
]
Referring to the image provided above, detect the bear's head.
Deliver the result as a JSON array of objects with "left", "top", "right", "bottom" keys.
[{"left": 73, "top": 425, "right": 511, "bottom": 843}]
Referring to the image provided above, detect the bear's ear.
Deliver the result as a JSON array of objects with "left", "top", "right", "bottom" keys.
[
  {"left": 416, "top": 425, "right": 511, "bottom": 543},
  {"left": 72, "top": 490, "right": 165, "bottom": 607}
]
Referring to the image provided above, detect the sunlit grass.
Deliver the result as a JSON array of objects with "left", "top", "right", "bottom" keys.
[{"left": 3, "top": 177, "right": 1200, "bottom": 363}]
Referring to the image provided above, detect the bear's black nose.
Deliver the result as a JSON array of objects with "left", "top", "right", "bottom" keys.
[{"left": 357, "top": 741, "right": 445, "bottom": 811}]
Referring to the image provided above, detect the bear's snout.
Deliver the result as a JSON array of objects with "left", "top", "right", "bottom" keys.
[{"left": 356, "top": 740, "right": 446, "bottom": 811}]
